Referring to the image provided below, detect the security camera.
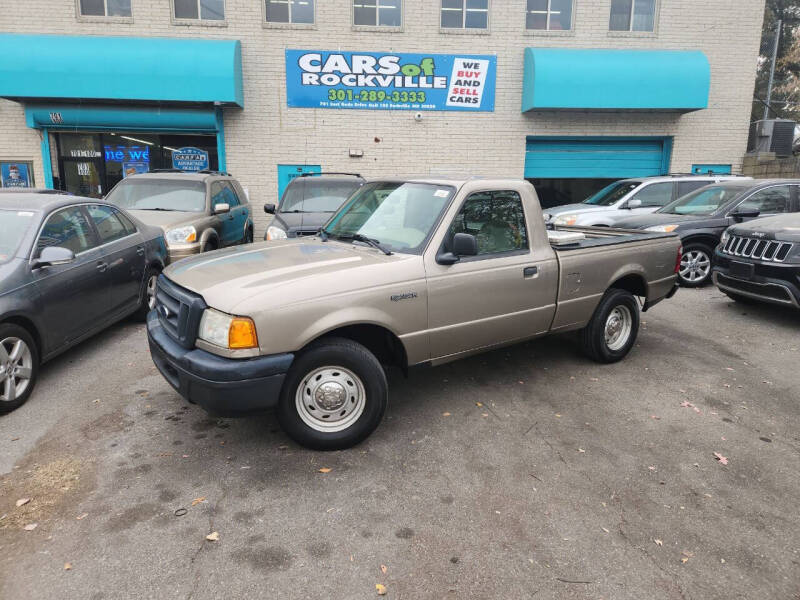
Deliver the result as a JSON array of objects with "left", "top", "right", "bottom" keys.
[{"left": 414, "top": 112, "right": 423, "bottom": 122}]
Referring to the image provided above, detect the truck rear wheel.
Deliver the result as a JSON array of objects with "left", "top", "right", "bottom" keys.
[
  {"left": 580, "top": 288, "right": 640, "bottom": 363},
  {"left": 277, "top": 337, "right": 388, "bottom": 450}
]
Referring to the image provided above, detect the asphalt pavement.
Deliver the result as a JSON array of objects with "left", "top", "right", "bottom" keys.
[{"left": 1, "top": 286, "right": 799, "bottom": 599}]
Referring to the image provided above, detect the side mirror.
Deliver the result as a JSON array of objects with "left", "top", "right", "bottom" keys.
[
  {"left": 731, "top": 208, "right": 760, "bottom": 222},
  {"left": 437, "top": 233, "right": 478, "bottom": 265},
  {"left": 213, "top": 203, "right": 230, "bottom": 215},
  {"left": 626, "top": 198, "right": 642, "bottom": 209},
  {"left": 263, "top": 203, "right": 276, "bottom": 215},
  {"left": 32, "top": 246, "right": 75, "bottom": 269}
]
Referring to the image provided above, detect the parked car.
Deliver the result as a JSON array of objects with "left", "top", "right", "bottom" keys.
[
  {"left": 615, "top": 179, "right": 800, "bottom": 287},
  {"left": 0, "top": 192, "right": 167, "bottom": 413},
  {"left": 105, "top": 171, "right": 253, "bottom": 264},
  {"left": 264, "top": 173, "right": 364, "bottom": 240},
  {"left": 544, "top": 174, "right": 747, "bottom": 227},
  {"left": 147, "top": 177, "right": 680, "bottom": 450},
  {"left": 0, "top": 188, "right": 71, "bottom": 195},
  {"left": 713, "top": 213, "right": 800, "bottom": 308}
]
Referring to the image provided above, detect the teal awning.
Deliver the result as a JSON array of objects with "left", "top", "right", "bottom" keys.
[
  {"left": 522, "top": 48, "right": 709, "bottom": 112},
  {"left": 0, "top": 34, "right": 243, "bottom": 107},
  {"left": 24, "top": 104, "right": 221, "bottom": 133}
]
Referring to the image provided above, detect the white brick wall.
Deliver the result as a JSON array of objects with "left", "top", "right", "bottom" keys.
[{"left": 0, "top": 0, "right": 766, "bottom": 234}]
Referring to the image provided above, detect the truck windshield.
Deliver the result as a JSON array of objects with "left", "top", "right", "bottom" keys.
[
  {"left": 583, "top": 181, "right": 640, "bottom": 206},
  {"left": 324, "top": 182, "right": 454, "bottom": 254},
  {"left": 0, "top": 209, "right": 36, "bottom": 263},
  {"left": 658, "top": 185, "right": 742, "bottom": 216},
  {"left": 281, "top": 179, "right": 362, "bottom": 213},
  {"left": 106, "top": 179, "right": 206, "bottom": 212}
]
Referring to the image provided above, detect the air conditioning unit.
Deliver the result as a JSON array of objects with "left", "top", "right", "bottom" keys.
[{"left": 748, "top": 119, "right": 796, "bottom": 156}]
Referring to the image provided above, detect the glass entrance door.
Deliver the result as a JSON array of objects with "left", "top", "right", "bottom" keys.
[{"left": 62, "top": 158, "right": 104, "bottom": 198}]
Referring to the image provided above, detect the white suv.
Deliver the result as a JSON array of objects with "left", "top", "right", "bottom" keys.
[{"left": 543, "top": 175, "right": 748, "bottom": 227}]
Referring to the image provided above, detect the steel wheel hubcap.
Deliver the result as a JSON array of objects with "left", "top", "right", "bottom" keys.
[
  {"left": 604, "top": 306, "right": 633, "bottom": 351},
  {"left": 679, "top": 250, "right": 710, "bottom": 282},
  {"left": 0, "top": 337, "right": 33, "bottom": 403},
  {"left": 146, "top": 275, "right": 158, "bottom": 310},
  {"left": 296, "top": 366, "right": 366, "bottom": 433}
]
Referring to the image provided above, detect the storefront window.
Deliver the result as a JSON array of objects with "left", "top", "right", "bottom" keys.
[{"left": 54, "top": 132, "right": 218, "bottom": 198}]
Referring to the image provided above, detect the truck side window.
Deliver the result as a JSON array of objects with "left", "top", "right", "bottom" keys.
[
  {"left": 450, "top": 191, "right": 529, "bottom": 255},
  {"left": 211, "top": 182, "right": 238, "bottom": 209}
]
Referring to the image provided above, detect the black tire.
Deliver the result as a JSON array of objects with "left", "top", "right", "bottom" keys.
[
  {"left": 0, "top": 323, "right": 40, "bottom": 414},
  {"left": 245, "top": 227, "right": 254, "bottom": 244},
  {"left": 133, "top": 266, "right": 161, "bottom": 322},
  {"left": 201, "top": 239, "right": 218, "bottom": 253},
  {"left": 678, "top": 243, "right": 713, "bottom": 287},
  {"left": 277, "top": 337, "right": 388, "bottom": 450},
  {"left": 580, "top": 288, "right": 640, "bottom": 364}
]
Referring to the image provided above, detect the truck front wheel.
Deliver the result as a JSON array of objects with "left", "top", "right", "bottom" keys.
[
  {"left": 277, "top": 338, "right": 388, "bottom": 450},
  {"left": 580, "top": 288, "right": 640, "bottom": 363}
]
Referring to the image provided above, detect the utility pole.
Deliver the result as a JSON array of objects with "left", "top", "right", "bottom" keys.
[{"left": 764, "top": 19, "right": 782, "bottom": 120}]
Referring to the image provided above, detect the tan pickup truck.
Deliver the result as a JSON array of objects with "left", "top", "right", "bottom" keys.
[{"left": 147, "top": 177, "right": 680, "bottom": 449}]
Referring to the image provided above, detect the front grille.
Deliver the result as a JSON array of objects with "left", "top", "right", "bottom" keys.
[
  {"left": 289, "top": 228, "right": 319, "bottom": 238},
  {"left": 154, "top": 275, "right": 207, "bottom": 349},
  {"left": 722, "top": 235, "right": 794, "bottom": 262},
  {"left": 716, "top": 273, "right": 794, "bottom": 303}
]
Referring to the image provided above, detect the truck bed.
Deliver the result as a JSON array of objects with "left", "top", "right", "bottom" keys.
[{"left": 548, "top": 225, "right": 678, "bottom": 251}]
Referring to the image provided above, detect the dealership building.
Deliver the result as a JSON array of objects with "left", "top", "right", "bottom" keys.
[{"left": 0, "top": 0, "right": 765, "bottom": 233}]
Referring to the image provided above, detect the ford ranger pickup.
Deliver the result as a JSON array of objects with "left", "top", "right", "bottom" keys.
[{"left": 147, "top": 177, "right": 681, "bottom": 449}]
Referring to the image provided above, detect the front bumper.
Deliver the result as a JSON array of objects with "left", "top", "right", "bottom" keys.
[
  {"left": 146, "top": 311, "right": 294, "bottom": 415},
  {"left": 713, "top": 252, "right": 800, "bottom": 309}
]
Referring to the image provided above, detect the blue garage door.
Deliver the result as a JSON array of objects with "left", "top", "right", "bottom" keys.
[{"left": 525, "top": 137, "right": 672, "bottom": 179}]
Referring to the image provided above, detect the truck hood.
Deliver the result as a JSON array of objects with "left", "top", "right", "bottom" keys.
[
  {"left": 728, "top": 213, "right": 800, "bottom": 242},
  {"left": 163, "top": 238, "right": 418, "bottom": 314},
  {"left": 127, "top": 210, "right": 200, "bottom": 231}
]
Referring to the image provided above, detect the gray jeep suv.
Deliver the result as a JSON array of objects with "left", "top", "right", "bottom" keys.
[{"left": 106, "top": 171, "right": 253, "bottom": 263}]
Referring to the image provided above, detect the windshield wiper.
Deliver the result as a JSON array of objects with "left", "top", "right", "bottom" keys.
[
  {"left": 351, "top": 233, "right": 392, "bottom": 255},
  {"left": 318, "top": 228, "right": 329, "bottom": 241},
  {"left": 328, "top": 232, "right": 392, "bottom": 255},
  {"left": 139, "top": 207, "right": 178, "bottom": 211}
]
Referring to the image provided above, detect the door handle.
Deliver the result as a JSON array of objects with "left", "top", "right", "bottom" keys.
[
  {"left": 96, "top": 261, "right": 108, "bottom": 273},
  {"left": 136, "top": 246, "right": 145, "bottom": 256},
  {"left": 523, "top": 266, "right": 538, "bottom": 278}
]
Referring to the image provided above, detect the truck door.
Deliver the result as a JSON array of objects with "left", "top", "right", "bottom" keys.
[{"left": 424, "top": 189, "right": 558, "bottom": 360}]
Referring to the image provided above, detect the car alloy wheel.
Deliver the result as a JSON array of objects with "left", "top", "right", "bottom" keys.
[
  {"left": 146, "top": 274, "right": 158, "bottom": 311},
  {"left": 295, "top": 365, "right": 367, "bottom": 433},
  {"left": 0, "top": 336, "right": 33, "bottom": 404},
  {"left": 679, "top": 249, "right": 711, "bottom": 284}
]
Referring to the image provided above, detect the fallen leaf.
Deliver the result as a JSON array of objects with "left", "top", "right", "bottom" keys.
[
  {"left": 380, "top": 564, "right": 388, "bottom": 574},
  {"left": 481, "top": 413, "right": 489, "bottom": 417},
  {"left": 191, "top": 497, "right": 206, "bottom": 506},
  {"left": 681, "top": 557, "right": 689, "bottom": 564},
  {"left": 475, "top": 402, "right": 483, "bottom": 407},
  {"left": 654, "top": 539, "right": 663, "bottom": 546},
  {"left": 713, "top": 452, "right": 729, "bottom": 465},
  {"left": 442, "top": 412, "right": 451, "bottom": 417},
  {"left": 648, "top": 465, "right": 656, "bottom": 471},
  {"left": 15, "top": 498, "right": 31, "bottom": 507},
  {"left": 318, "top": 467, "right": 332, "bottom": 474},
  {"left": 650, "top": 415, "right": 661, "bottom": 420},
  {"left": 577, "top": 448, "right": 585, "bottom": 453},
  {"left": 555, "top": 413, "right": 562, "bottom": 418},
  {"left": 23, "top": 523, "right": 38, "bottom": 531},
  {"left": 63, "top": 563, "right": 72, "bottom": 571},
  {"left": 76, "top": 513, "right": 88, "bottom": 520},
  {"left": 376, "top": 584, "right": 387, "bottom": 595},
  {"left": 205, "top": 531, "right": 219, "bottom": 542},
  {"left": 182, "top": 454, "right": 190, "bottom": 458}
]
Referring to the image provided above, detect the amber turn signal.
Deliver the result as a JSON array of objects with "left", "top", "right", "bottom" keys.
[{"left": 228, "top": 317, "right": 258, "bottom": 349}]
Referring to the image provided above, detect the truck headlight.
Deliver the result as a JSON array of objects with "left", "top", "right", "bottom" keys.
[
  {"left": 552, "top": 214, "right": 578, "bottom": 226},
  {"left": 645, "top": 224, "right": 679, "bottom": 233},
  {"left": 720, "top": 229, "right": 731, "bottom": 245},
  {"left": 266, "top": 225, "right": 287, "bottom": 241},
  {"left": 165, "top": 225, "right": 197, "bottom": 245},
  {"left": 198, "top": 308, "right": 259, "bottom": 350}
]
